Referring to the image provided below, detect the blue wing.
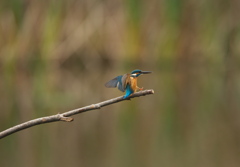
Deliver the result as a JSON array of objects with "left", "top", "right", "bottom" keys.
[
  {"left": 119, "top": 74, "right": 128, "bottom": 92},
  {"left": 105, "top": 75, "right": 125, "bottom": 92}
]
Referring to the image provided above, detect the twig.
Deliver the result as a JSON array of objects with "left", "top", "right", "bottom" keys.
[{"left": 0, "top": 89, "right": 154, "bottom": 139}]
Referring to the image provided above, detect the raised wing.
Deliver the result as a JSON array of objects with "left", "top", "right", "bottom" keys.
[
  {"left": 118, "top": 74, "right": 128, "bottom": 92},
  {"left": 105, "top": 74, "right": 131, "bottom": 92},
  {"left": 105, "top": 75, "right": 123, "bottom": 89}
]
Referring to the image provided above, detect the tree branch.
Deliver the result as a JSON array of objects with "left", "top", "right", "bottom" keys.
[{"left": 0, "top": 89, "right": 154, "bottom": 139}]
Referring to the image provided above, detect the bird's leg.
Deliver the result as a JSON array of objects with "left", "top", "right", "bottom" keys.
[{"left": 137, "top": 86, "right": 143, "bottom": 91}]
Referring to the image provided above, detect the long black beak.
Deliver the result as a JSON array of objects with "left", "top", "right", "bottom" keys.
[{"left": 141, "top": 71, "right": 152, "bottom": 74}]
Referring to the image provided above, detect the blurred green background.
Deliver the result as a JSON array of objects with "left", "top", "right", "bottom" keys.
[{"left": 0, "top": 0, "right": 240, "bottom": 167}]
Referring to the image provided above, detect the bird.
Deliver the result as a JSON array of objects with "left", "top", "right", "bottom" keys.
[{"left": 105, "top": 69, "right": 152, "bottom": 99}]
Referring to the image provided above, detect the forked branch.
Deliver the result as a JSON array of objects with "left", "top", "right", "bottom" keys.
[{"left": 0, "top": 89, "right": 154, "bottom": 139}]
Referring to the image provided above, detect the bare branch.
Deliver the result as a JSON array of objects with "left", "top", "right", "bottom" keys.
[{"left": 0, "top": 89, "right": 154, "bottom": 139}]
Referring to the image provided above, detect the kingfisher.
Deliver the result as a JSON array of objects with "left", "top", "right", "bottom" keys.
[{"left": 105, "top": 69, "right": 152, "bottom": 99}]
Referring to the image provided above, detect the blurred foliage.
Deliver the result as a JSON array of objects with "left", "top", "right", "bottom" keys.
[{"left": 0, "top": 0, "right": 240, "bottom": 167}]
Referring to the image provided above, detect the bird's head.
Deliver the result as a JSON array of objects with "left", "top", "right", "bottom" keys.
[{"left": 130, "top": 69, "right": 152, "bottom": 77}]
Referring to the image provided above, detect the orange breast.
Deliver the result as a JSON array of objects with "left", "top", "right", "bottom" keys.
[{"left": 130, "top": 77, "right": 138, "bottom": 92}]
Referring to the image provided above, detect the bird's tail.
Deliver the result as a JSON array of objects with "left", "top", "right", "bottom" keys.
[{"left": 123, "top": 85, "right": 133, "bottom": 99}]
